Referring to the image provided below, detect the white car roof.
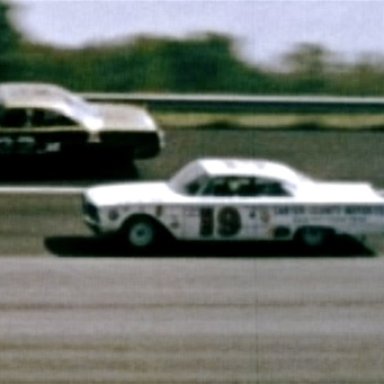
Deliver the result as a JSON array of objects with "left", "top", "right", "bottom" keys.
[
  {"left": 0, "top": 82, "right": 105, "bottom": 131},
  {"left": 0, "top": 82, "right": 73, "bottom": 109},
  {"left": 0, "top": 82, "right": 157, "bottom": 133},
  {"left": 196, "top": 158, "right": 309, "bottom": 184}
]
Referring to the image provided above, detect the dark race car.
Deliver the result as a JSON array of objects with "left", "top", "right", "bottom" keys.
[{"left": 0, "top": 82, "right": 164, "bottom": 160}]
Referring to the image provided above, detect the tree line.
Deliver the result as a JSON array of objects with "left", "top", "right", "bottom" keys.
[{"left": 2, "top": 1, "right": 384, "bottom": 95}]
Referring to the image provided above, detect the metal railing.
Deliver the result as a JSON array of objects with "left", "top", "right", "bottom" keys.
[{"left": 82, "top": 93, "right": 384, "bottom": 114}]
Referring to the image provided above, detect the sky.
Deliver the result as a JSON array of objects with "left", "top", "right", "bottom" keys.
[{"left": 9, "top": 0, "right": 384, "bottom": 65}]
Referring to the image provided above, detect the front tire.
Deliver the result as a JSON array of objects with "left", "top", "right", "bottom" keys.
[{"left": 123, "top": 216, "right": 158, "bottom": 249}]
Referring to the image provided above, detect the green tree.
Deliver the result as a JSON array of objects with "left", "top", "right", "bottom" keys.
[
  {"left": 0, "top": 0, "right": 22, "bottom": 81},
  {"left": 282, "top": 43, "right": 333, "bottom": 93}
]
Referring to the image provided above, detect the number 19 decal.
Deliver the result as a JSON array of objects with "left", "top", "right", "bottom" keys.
[
  {"left": 200, "top": 207, "right": 242, "bottom": 237},
  {"left": 200, "top": 208, "right": 214, "bottom": 237},
  {"left": 218, "top": 207, "right": 241, "bottom": 236}
]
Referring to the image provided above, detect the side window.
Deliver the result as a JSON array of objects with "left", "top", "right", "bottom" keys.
[
  {"left": 236, "top": 178, "right": 258, "bottom": 196},
  {"left": 202, "top": 178, "right": 234, "bottom": 197},
  {"left": 0, "top": 108, "right": 28, "bottom": 128},
  {"left": 253, "top": 179, "right": 290, "bottom": 197},
  {"left": 30, "top": 109, "right": 76, "bottom": 127},
  {"left": 0, "top": 108, "right": 76, "bottom": 128},
  {"left": 201, "top": 177, "right": 291, "bottom": 197},
  {"left": 202, "top": 177, "right": 251, "bottom": 197}
]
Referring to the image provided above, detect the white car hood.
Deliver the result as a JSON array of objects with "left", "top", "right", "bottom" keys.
[
  {"left": 295, "top": 181, "right": 383, "bottom": 203},
  {"left": 85, "top": 182, "right": 179, "bottom": 206}
]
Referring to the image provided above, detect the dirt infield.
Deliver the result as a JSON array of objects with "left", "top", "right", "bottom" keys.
[
  {"left": 0, "top": 126, "right": 382, "bottom": 187},
  {"left": 137, "top": 127, "right": 384, "bottom": 187}
]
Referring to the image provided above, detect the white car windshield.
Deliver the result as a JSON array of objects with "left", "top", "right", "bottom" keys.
[{"left": 169, "top": 161, "right": 209, "bottom": 195}]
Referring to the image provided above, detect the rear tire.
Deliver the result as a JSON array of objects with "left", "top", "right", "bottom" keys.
[{"left": 295, "top": 226, "right": 333, "bottom": 248}]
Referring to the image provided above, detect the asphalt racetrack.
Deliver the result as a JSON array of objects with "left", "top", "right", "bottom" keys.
[{"left": 2, "top": 127, "right": 384, "bottom": 383}]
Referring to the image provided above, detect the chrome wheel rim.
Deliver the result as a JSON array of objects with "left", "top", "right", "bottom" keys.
[{"left": 129, "top": 221, "right": 154, "bottom": 247}]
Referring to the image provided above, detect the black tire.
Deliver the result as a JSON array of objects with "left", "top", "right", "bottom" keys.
[
  {"left": 123, "top": 216, "right": 158, "bottom": 249},
  {"left": 295, "top": 226, "right": 333, "bottom": 248}
]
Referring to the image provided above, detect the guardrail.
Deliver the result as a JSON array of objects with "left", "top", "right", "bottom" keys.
[{"left": 82, "top": 93, "right": 384, "bottom": 114}]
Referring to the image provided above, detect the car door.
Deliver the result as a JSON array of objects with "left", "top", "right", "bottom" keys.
[
  {"left": 182, "top": 176, "right": 292, "bottom": 241},
  {"left": 238, "top": 177, "right": 293, "bottom": 240},
  {"left": 28, "top": 108, "right": 87, "bottom": 153},
  {"left": 0, "top": 107, "right": 35, "bottom": 154}
]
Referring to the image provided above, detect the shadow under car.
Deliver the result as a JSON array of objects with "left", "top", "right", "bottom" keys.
[{"left": 45, "top": 234, "right": 375, "bottom": 258}]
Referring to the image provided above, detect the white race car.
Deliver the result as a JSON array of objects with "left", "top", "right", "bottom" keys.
[{"left": 82, "top": 158, "right": 384, "bottom": 249}]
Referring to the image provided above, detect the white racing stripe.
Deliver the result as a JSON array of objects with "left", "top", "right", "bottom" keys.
[{"left": 0, "top": 186, "right": 84, "bottom": 194}]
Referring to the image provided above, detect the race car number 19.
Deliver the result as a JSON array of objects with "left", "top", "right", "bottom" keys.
[{"left": 200, "top": 207, "right": 242, "bottom": 237}]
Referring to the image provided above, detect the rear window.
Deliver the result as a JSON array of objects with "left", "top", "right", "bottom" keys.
[{"left": 0, "top": 108, "right": 27, "bottom": 128}]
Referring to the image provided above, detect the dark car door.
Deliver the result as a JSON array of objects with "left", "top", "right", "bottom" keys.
[{"left": 0, "top": 107, "right": 87, "bottom": 155}]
